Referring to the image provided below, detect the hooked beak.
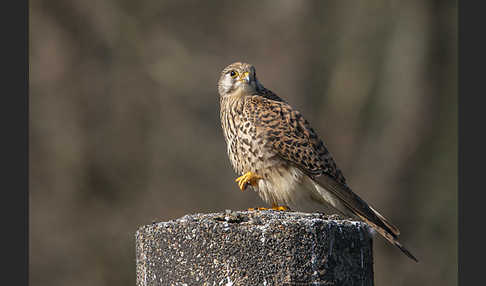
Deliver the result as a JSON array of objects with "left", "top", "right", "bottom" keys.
[{"left": 238, "top": 72, "right": 250, "bottom": 83}]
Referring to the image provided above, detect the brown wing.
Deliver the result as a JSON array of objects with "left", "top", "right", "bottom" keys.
[
  {"left": 245, "top": 95, "right": 418, "bottom": 262},
  {"left": 244, "top": 95, "right": 347, "bottom": 186}
]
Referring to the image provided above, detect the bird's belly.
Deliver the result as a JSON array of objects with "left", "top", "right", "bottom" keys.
[
  {"left": 255, "top": 165, "right": 308, "bottom": 207},
  {"left": 254, "top": 165, "right": 347, "bottom": 215}
]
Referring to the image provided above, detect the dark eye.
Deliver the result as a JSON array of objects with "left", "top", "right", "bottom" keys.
[{"left": 229, "top": 70, "right": 238, "bottom": 78}]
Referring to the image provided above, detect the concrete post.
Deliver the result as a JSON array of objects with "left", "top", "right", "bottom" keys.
[{"left": 136, "top": 210, "right": 374, "bottom": 286}]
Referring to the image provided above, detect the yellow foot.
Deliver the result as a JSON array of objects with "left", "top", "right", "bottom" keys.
[
  {"left": 247, "top": 207, "right": 269, "bottom": 211},
  {"left": 247, "top": 205, "right": 291, "bottom": 211},
  {"left": 235, "top": 171, "right": 262, "bottom": 191},
  {"left": 271, "top": 205, "right": 290, "bottom": 211}
]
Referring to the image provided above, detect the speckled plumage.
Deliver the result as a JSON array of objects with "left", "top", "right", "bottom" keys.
[{"left": 218, "top": 62, "right": 418, "bottom": 262}]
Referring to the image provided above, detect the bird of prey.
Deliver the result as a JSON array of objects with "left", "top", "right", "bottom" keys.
[{"left": 218, "top": 62, "right": 418, "bottom": 262}]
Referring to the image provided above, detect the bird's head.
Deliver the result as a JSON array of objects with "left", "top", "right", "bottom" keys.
[{"left": 218, "top": 62, "right": 259, "bottom": 97}]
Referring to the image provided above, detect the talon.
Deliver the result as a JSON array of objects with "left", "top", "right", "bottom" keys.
[
  {"left": 271, "top": 204, "right": 291, "bottom": 211},
  {"left": 247, "top": 205, "right": 290, "bottom": 211},
  {"left": 235, "top": 172, "right": 262, "bottom": 191},
  {"left": 247, "top": 207, "right": 271, "bottom": 211}
]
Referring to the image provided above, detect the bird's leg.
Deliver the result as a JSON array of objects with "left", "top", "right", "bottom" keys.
[{"left": 235, "top": 171, "right": 262, "bottom": 191}]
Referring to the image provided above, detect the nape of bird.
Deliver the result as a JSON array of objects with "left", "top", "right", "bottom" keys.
[{"left": 218, "top": 62, "right": 418, "bottom": 262}]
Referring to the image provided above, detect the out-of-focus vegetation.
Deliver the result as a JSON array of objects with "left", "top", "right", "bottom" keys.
[{"left": 30, "top": 0, "right": 457, "bottom": 285}]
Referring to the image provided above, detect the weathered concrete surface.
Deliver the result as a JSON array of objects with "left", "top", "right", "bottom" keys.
[{"left": 136, "top": 210, "right": 373, "bottom": 286}]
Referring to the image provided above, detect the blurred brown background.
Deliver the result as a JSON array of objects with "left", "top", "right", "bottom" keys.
[{"left": 30, "top": 0, "right": 457, "bottom": 285}]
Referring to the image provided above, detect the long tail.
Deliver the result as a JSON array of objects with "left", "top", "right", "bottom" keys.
[
  {"left": 354, "top": 211, "right": 418, "bottom": 262},
  {"left": 312, "top": 174, "right": 419, "bottom": 262}
]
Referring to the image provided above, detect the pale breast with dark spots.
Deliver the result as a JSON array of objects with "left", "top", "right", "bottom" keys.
[{"left": 220, "top": 96, "right": 279, "bottom": 176}]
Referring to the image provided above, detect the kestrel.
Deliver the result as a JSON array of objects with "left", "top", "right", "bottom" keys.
[{"left": 218, "top": 62, "right": 418, "bottom": 262}]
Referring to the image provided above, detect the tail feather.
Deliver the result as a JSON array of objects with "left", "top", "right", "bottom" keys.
[
  {"left": 313, "top": 174, "right": 418, "bottom": 262},
  {"left": 356, "top": 212, "right": 419, "bottom": 262},
  {"left": 395, "top": 241, "right": 419, "bottom": 263},
  {"left": 369, "top": 205, "right": 400, "bottom": 236}
]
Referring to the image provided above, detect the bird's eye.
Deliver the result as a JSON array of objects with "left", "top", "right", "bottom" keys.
[{"left": 230, "top": 70, "right": 238, "bottom": 78}]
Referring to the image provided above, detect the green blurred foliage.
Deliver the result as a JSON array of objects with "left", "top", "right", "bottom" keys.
[{"left": 30, "top": 0, "right": 457, "bottom": 285}]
